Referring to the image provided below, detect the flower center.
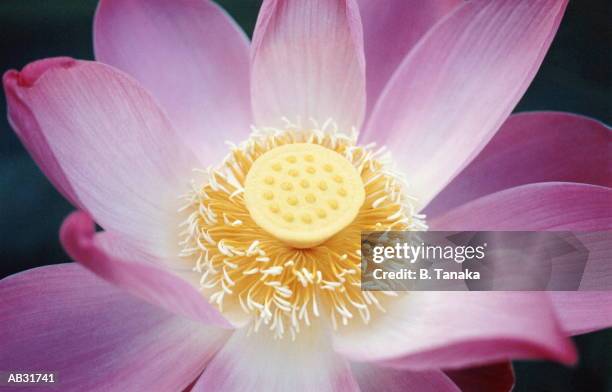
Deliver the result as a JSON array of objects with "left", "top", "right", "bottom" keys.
[
  {"left": 244, "top": 143, "right": 365, "bottom": 248},
  {"left": 178, "top": 123, "right": 426, "bottom": 339}
]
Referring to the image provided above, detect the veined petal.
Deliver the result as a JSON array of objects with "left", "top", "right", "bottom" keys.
[
  {"left": 251, "top": 0, "right": 366, "bottom": 132},
  {"left": 3, "top": 59, "right": 199, "bottom": 257},
  {"left": 333, "top": 292, "right": 575, "bottom": 370},
  {"left": 60, "top": 211, "right": 233, "bottom": 328},
  {"left": 550, "top": 292, "right": 612, "bottom": 335},
  {"left": 3, "top": 58, "right": 82, "bottom": 208},
  {"left": 357, "top": 0, "right": 461, "bottom": 119},
  {"left": 426, "top": 112, "right": 612, "bottom": 217},
  {"left": 430, "top": 182, "right": 612, "bottom": 231},
  {"left": 431, "top": 183, "right": 612, "bottom": 339},
  {"left": 361, "top": 0, "right": 567, "bottom": 208},
  {"left": 95, "top": 0, "right": 252, "bottom": 163},
  {"left": 0, "top": 264, "right": 229, "bottom": 391},
  {"left": 351, "top": 363, "right": 460, "bottom": 392},
  {"left": 194, "top": 328, "right": 359, "bottom": 391}
]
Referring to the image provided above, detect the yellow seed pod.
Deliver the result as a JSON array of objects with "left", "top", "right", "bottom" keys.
[{"left": 244, "top": 143, "right": 365, "bottom": 248}]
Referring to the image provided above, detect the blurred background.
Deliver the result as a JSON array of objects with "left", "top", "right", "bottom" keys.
[{"left": 0, "top": 1, "right": 610, "bottom": 391}]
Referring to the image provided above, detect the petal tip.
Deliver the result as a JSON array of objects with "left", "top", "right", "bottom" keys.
[
  {"left": 2, "top": 69, "right": 18, "bottom": 89},
  {"left": 2, "top": 70, "right": 21, "bottom": 107},
  {"left": 4, "top": 57, "right": 77, "bottom": 92},
  {"left": 558, "top": 338, "right": 579, "bottom": 366},
  {"left": 59, "top": 210, "right": 96, "bottom": 262},
  {"left": 59, "top": 210, "right": 235, "bottom": 330}
]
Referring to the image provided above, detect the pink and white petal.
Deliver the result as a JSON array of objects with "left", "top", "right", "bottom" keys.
[
  {"left": 351, "top": 363, "right": 460, "bottom": 392},
  {"left": 251, "top": 0, "right": 366, "bottom": 132},
  {"left": 95, "top": 0, "right": 252, "bottom": 162},
  {"left": 3, "top": 58, "right": 82, "bottom": 208},
  {"left": 0, "top": 263, "right": 229, "bottom": 392},
  {"left": 431, "top": 183, "right": 612, "bottom": 337},
  {"left": 446, "top": 362, "right": 515, "bottom": 392},
  {"left": 357, "top": 0, "right": 461, "bottom": 118},
  {"left": 430, "top": 182, "right": 612, "bottom": 231},
  {"left": 426, "top": 112, "right": 612, "bottom": 218},
  {"left": 333, "top": 292, "right": 576, "bottom": 370},
  {"left": 60, "top": 211, "right": 233, "bottom": 328},
  {"left": 429, "top": 185, "right": 611, "bottom": 284},
  {"left": 361, "top": 0, "right": 568, "bottom": 208},
  {"left": 550, "top": 292, "right": 612, "bottom": 336},
  {"left": 194, "top": 328, "right": 359, "bottom": 391},
  {"left": 4, "top": 59, "right": 199, "bottom": 257}
]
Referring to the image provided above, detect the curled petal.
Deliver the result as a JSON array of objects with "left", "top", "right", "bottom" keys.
[
  {"left": 3, "top": 58, "right": 81, "bottom": 207},
  {"left": 61, "top": 211, "right": 233, "bottom": 329},
  {"left": 3, "top": 59, "right": 200, "bottom": 257}
]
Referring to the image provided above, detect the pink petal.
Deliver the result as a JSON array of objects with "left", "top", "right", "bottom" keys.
[
  {"left": 360, "top": 0, "right": 567, "bottom": 208},
  {"left": 351, "top": 363, "right": 460, "bottom": 392},
  {"left": 333, "top": 292, "right": 576, "bottom": 370},
  {"left": 194, "top": 329, "right": 359, "bottom": 391},
  {"left": 430, "top": 182, "right": 611, "bottom": 231},
  {"left": 550, "top": 292, "right": 612, "bottom": 335},
  {"left": 446, "top": 362, "right": 514, "bottom": 392},
  {"left": 251, "top": 0, "right": 366, "bottom": 132},
  {"left": 61, "top": 211, "right": 232, "bottom": 329},
  {"left": 357, "top": 0, "right": 461, "bottom": 119},
  {"left": 430, "top": 183, "right": 612, "bottom": 337},
  {"left": 426, "top": 111, "right": 612, "bottom": 217},
  {"left": 3, "top": 58, "right": 81, "bottom": 207},
  {"left": 95, "top": 0, "right": 252, "bottom": 163},
  {"left": 3, "top": 59, "right": 199, "bottom": 257},
  {"left": 0, "top": 263, "right": 229, "bottom": 391}
]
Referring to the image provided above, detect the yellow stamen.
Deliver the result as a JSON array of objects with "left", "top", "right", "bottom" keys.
[{"left": 178, "top": 124, "right": 426, "bottom": 339}]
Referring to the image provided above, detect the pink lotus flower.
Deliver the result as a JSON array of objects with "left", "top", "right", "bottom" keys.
[{"left": 2, "top": 0, "right": 611, "bottom": 391}]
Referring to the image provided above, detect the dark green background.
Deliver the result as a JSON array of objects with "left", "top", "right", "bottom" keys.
[{"left": 0, "top": 1, "right": 610, "bottom": 391}]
